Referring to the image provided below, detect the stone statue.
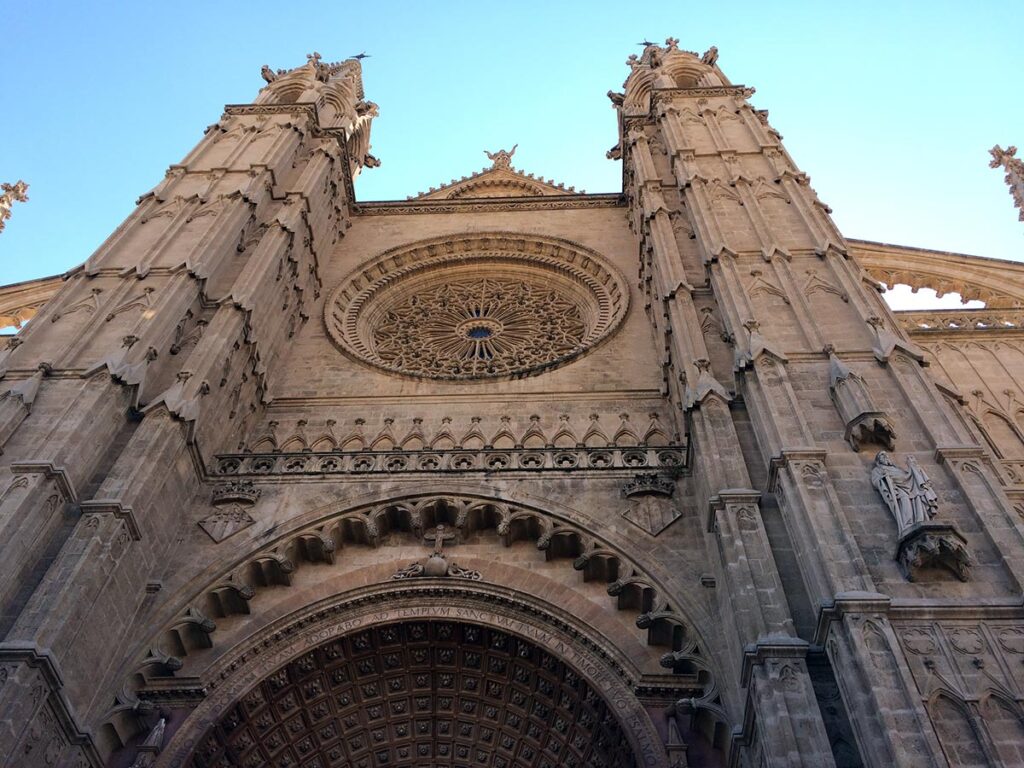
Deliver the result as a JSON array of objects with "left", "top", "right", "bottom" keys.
[
  {"left": 484, "top": 144, "right": 517, "bottom": 170},
  {"left": 702, "top": 46, "right": 719, "bottom": 66},
  {"left": 871, "top": 451, "right": 938, "bottom": 536},
  {"left": 260, "top": 65, "right": 277, "bottom": 84}
]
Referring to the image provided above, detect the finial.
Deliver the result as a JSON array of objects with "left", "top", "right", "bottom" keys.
[
  {"left": 0, "top": 181, "right": 29, "bottom": 235},
  {"left": 484, "top": 144, "right": 518, "bottom": 170},
  {"left": 989, "top": 145, "right": 1024, "bottom": 222}
]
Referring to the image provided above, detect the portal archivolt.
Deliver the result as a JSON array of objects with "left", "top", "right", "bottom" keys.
[
  {"left": 108, "top": 495, "right": 733, "bottom": 766},
  {"left": 183, "top": 616, "right": 641, "bottom": 768}
]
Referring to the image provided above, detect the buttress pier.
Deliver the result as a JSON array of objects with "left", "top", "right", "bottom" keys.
[{"left": 1, "top": 41, "right": 1024, "bottom": 768}]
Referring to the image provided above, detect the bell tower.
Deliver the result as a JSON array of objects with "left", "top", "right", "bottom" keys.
[
  {"left": 613, "top": 37, "right": 1024, "bottom": 767},
  {"left": 3, "top": 36, "right": 1024, "bottom": 768},
  {"left": 0, "top": 53, "right": 375, "bottom": 767}
]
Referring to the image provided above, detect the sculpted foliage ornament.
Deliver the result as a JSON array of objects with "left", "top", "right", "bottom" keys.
[
  {"left": 989, "top": 145, "right": 1024, "bottom": 222},
  {"left": 0, "top": 180, "right": 28, "bottom": 235},
  {"left": 390, "top": 524, "right": 482, "bottom": 581},
  {"left": 325, "top": 233, "right": 628, "bottom": 381}
]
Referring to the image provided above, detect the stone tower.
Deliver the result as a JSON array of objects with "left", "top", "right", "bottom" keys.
[{"left": 1, "top": 40, "right": 1024, "bottom": 768}]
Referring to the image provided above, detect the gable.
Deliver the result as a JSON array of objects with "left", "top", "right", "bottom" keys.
[{"left": 410, "top": 146, "right": 581, "bottom": 200}]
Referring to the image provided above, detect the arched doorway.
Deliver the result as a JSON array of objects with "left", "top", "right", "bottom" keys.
[
  {"left": 187, "top": 618, "right": 638, "bottom": 767},
  {"left": 157, "top": 583, "right": 675, "bottom": 768}
]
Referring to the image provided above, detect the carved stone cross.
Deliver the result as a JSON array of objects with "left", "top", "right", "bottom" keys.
[{"left": 424, "top": 524, "right": 456, "bottom": 554}]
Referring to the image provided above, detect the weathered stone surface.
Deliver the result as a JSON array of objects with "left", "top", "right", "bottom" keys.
[{"left": 0, "top": 40, "right": 1022, "bottom": 768}]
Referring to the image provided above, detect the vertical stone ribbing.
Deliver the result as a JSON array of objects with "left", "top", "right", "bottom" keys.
[
  {"left": 619, "top": 44, "right": 836, "bottom": 765},
  {"left": 0, "top": 56, "right": 374, "bottom": 766}
]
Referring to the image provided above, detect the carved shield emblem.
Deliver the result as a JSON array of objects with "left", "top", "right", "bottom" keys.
[
  {"left": 199, "top": 503, "right": 255, "bottom": 543},
  {"left": 622, "top": 496, "right": 680, "bottom": 536}
]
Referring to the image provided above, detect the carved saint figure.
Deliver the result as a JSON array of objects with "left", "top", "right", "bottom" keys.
[{"left": 871, "top": 451, "right": 938, "bottom": 536}]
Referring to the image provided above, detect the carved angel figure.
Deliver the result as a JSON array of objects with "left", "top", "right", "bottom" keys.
[
  {"left": 871, "top": 451, "right": 938, "bottom": 536},
  {"left": 260, "top": 65, "right": 278, "bottom": 84},
  {"left": 484, "top": 144, "right": 517, "bottom": 170}
]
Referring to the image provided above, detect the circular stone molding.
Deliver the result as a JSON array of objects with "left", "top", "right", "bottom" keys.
[{"left": 324, "top": 233, "right": 629, "bottom": 381}]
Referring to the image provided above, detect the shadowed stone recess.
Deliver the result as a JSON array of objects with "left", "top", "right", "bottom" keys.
[{"left": 187, "top": 620, "right": 638, "bottom": 768}]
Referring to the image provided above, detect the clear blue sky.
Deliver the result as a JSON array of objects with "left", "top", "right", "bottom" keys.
[{"left": 2, "top": 1, "right": 1022, "bottom": 291}]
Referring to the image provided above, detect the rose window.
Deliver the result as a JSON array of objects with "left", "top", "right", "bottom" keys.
[{"left": 324, "top": 234, "right": 628, "bottom": 381}]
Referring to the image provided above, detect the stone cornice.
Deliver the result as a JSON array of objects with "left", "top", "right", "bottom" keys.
[
  {"left": 354, "top": 192, "right": 624, "bottom": 215},
  {"left": 213, "top": 444, "right": 688, "bottom": 479},
  {"left": 652, "top": 85, "right": 755, "bottom": 100},
  {"left": 813, "top": 591, "right": 893, "bottom": 647},
  {"left": 78, "top": 499, "right": 141, "bottom": 541},
  {"left": 739, "top": 635, "right": 809, "bottom": 688},
  {"left": 9, "top": 461, "right": 79, "bottom": 503},
  {"left": 223, "top": 102, "right": 319, "bottom": 120}
]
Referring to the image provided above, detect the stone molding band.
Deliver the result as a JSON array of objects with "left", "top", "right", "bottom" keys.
[{"left": 213, "top": 445, "right": 687, "bottom": 477}]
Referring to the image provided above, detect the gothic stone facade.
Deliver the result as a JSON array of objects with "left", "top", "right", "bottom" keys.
[{"left": 1, "top": 42, "right": 1023, "bottom": 768}]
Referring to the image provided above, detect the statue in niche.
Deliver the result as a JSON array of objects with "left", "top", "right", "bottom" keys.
[
  {"left": 870, "top": 451, "right": 971, "bottom": 582},
  {"left": 871, "top": 451, "right": 937, "bottom": 536}
]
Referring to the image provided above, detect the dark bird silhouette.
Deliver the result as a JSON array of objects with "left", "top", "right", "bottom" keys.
[
  {"left": 637, "top": 40, "right": 657, "bottom": 47},
  {"left": 349, "top": 52, "right": 371, "bottom": 60}
]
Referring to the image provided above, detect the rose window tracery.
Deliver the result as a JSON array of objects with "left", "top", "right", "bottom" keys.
[
  {"left": 372, "top": 277, "right": 587, "bottom": 378},
  {"left": 324, "top": 234, "right": 628, "bottom": 381}
]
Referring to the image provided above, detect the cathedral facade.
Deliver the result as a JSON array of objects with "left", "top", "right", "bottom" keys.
[{"left": 1, "top": 40, "right": 1024, "bottom": 768}]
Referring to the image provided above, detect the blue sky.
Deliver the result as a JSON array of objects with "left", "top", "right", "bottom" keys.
[{"left": 2, "top": 1, "right": 1022, "bottom": 297}]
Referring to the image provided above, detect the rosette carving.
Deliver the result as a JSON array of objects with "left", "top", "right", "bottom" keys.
[{"left": 324, "top": 233, "right": 628, "bottom": 381}]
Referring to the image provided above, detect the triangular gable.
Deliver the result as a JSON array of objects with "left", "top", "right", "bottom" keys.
[{"left": 410, "top": 146, "right": 581, "bottom": 200}]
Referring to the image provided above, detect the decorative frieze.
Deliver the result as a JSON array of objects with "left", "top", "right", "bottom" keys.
[
  {"left": 897, "top": 308, "right": 1024, "bottom": 335},
  {"left": 214, "top": 444, "right": 687, "bottom": 478}
]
